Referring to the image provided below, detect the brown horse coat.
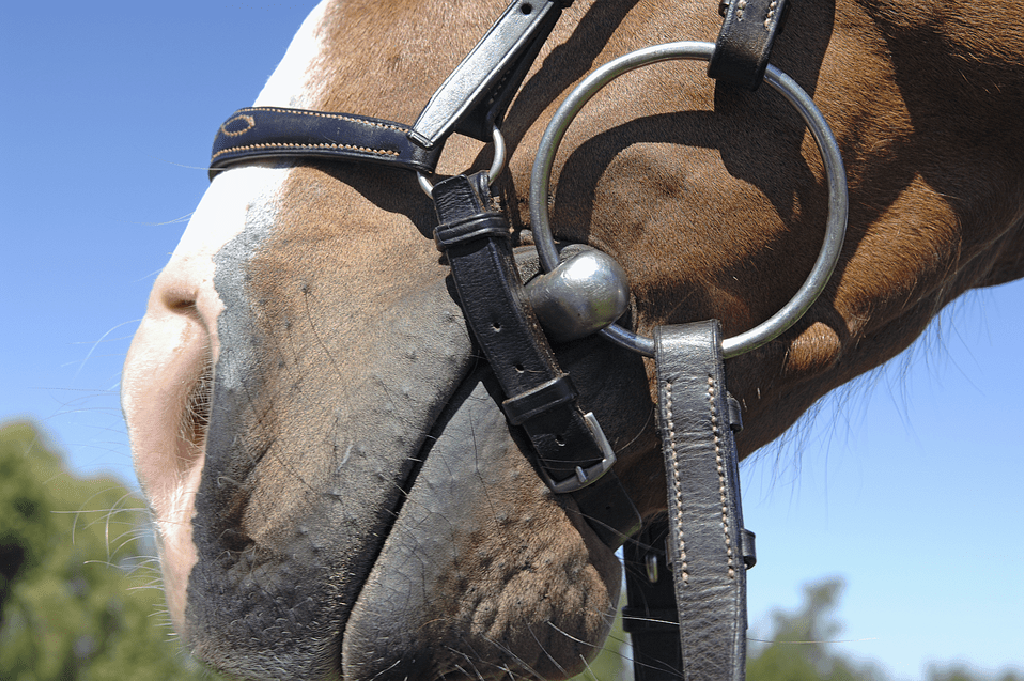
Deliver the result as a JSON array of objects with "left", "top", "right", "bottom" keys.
[{"left": 122, "top": 1, "right": 1023, "bottom": 679}]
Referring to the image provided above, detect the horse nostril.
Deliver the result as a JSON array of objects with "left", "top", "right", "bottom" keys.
[{"left": 180, "top": 350, "right": 214, "bottom": 451}]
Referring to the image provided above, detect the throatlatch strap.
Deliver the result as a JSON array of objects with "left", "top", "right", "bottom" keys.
[
  {"left": 654, "top": 322, "right": 750, "bottom": 681},
  {"left": 431, "top": 172, "right": 640, "bottom": 547},
  {"left": 708, "top": 0, "right": 789, "bottom": 91},
  {"left": 208, "top": 107, "right": 444, "bottom": 179}
]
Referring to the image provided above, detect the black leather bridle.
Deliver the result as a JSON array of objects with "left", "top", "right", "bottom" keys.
[{"left": 207, "top": 2, "right": 849, "bottom": 679}]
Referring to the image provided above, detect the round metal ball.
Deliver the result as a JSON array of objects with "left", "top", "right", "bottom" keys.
[{"left": 524, "top": 249, "right": 630, "bottom": 343}]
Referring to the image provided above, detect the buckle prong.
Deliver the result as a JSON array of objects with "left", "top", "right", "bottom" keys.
[{"left": 546, "top": 412, "right": 617, "bottom": 494}]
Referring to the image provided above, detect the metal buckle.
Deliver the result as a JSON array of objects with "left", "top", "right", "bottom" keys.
[{"left": 546, "top": 412, "right": 618, "bottom": 494}]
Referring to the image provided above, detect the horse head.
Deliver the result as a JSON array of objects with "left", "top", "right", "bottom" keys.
[{"left": 122, "top": 1, "right": 1023, "bottom": 679}]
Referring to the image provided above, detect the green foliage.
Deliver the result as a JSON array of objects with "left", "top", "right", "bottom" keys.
[
  {"left": 746, "top": 578, "right": 1023, "bottom": 681},
  {"left": 0, "top": 420, "right": 215, "bottom": 681},
  {"left": 928, "top": 666, "right": 1024, "bottom": 681},
  {"left": 575, "top": 576, "right": 1022, "bottom": 681},
  {"left": 746, "top": 578, "right": 883, "bottom": 681},
  {"left": 3, "top": 419, "right": 1021, "bottom": 681}
]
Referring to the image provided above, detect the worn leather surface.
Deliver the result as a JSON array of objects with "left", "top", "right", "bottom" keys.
[
  {"left": 208, "top": 107, "right": 444, "bottom": 179},
  {"left": 409, "top": 0, "right": 570, "bottom": 147},
  {"left": 655, "top": 322, "right": 749, "bottom": 681},
  {"left": 431, "top": 172, "right": 640, "bottom": 547},
  {"left": 708, "top": 0, "right": 789, "bottom": 91}
]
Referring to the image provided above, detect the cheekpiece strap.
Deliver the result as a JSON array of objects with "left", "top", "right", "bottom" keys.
[
  {"left": 708, "top": 0, "right": 790, "bottom": 91},
  {"left": 409, "top": 0, "right": 571, "bottom": 148},
  {"left": 430, "top": 172, "right": 641, "bottom": 548},
  {"left": 208, "top": 107, "right": 444, "bottom": 179},
  {"left": 652, "top": 321, "right": 751, "bottom": 681}
]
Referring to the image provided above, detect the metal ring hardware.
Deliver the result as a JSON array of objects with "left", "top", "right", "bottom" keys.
[
  {"left": 529, "top": 41, "right": 849, "bottom": 358},
  {"left": 418, "top": 125, "right": 507, "bottom": 196}
]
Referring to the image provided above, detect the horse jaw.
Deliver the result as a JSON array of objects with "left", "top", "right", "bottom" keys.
[{"left": 342, "top": 370, "right": 623, "bottom": 681}]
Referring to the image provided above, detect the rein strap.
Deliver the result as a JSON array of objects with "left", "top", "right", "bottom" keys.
[
  {"left": 658, "top": 323, "right": 751, "bottom": 680},
  {"left": 624, "top": 323, "right": 755, "bottom": 681}
]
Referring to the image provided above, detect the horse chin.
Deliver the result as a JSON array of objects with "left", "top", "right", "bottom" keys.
[
  {"left": 184, "top": 366, "right": 621, "bottom": 681},
  {"left": 177, "top": 248, "right": 621, "bottom": 681},
  {"left": 341, "top": 368, "right": 622, "bottom": 681}
]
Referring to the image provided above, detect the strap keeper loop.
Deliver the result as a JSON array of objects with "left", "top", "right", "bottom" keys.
[
  {"left": 434, "top": 213, "right": 510, "bottom": 251},
  {"left": 502, "top": 375, "right": 577, "bottom": 425}
]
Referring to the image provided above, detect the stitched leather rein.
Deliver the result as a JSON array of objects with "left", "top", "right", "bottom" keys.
[{"left": 207, "top": 2, "right": 848, "bottom": 680}]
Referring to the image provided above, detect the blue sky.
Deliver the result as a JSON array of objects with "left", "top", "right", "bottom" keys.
[{"left": 2, "top": 3, "right": 1021, "bottom": 680}]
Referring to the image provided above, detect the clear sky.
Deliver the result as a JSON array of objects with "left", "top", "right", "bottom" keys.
[{"left": 2, "top": 3, "right": 1021, "bottom": 680}]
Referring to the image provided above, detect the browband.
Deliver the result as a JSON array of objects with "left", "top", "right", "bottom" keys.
[
  {"left": 208, "top": 108, "right": 442, "bottom": 180},
  {"left": 209, "top": 0, "right": 789, "bottom": 179},
  {"left": 209, "top": 0, "right": 575, "bottom": 179}
]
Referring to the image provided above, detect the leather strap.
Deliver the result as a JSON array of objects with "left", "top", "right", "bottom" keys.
[
  {"left": 708, "top": 0, "right": 789, "bottom": 91},
  {"left": 623, "top": 518, "right": 684, "bottom": 681},
  {"left": 431, "top": 172, "right": 641, "bottom": 547},
  {"left": 654, "top": 322, "right": 750, "bottom": 681},
  {"left": 208, "top": 107, "right": 444, "bottom": 179},
  {"left": 409, "top": 0, "right": 571, "bottom": 148}
]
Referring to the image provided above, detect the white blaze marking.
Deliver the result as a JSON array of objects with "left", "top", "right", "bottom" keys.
[
  {"left": 125, "top": 2, "right": 333, "bottom": 634},
  {"left": 254, "top": 1, "right": 330, "bottom": 108}
]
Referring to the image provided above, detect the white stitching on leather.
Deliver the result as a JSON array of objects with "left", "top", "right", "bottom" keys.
[
  {"left": 244, "top": 106, "right": 409, "bottom": 132},
  {"left": 218, "top": 114, "right": 255, "bottom": 137},
  {"left": 665, "top": 380, "right": 688, "bottom": 584},
  {"left": 764, "top": 0, "right": 779, "bottom": 30},
  {"left": 211, "top": 141, "right": 400, "bottom": 161},
  {"left": 709, "top": 375, "right": 735, "bottom": 579}
]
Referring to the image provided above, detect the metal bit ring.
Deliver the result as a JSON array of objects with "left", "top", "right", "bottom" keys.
[{"left": 529, "top": 41, "right": 848, "bottom": 358}]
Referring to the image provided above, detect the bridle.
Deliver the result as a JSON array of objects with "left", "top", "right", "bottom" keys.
[{"left": 207, "top": 2, "right": 849, "bottom": 679}]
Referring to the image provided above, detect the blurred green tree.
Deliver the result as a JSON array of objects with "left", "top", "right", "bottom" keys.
[
  {"left": 0, "top": 420, "right": 216, "bottom": 681},
  {"left": 746, "top": 578, "right": 882, "bottom": 681},
  {"left": 4, "top": 419, "right": 1021, "bottom": 681}
]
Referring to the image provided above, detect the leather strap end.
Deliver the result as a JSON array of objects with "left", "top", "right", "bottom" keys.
[
  {"left": 708, "top": 0, "right": 790, "bottom": 91},
  {"left": 654, "top": 322, "right": 750, "bottom": 681}
]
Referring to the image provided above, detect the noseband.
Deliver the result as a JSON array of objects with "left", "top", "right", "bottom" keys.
[{"left": 208, "top": 2, "right": 848, "bottom": 679}]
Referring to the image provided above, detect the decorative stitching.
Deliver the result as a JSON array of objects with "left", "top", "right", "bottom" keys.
[
  {"left": 665, "top": 380, "right": 688, "bottom": 584},
  {"left": 241, "top": 107, "right": 410, "bottom": 133},
  {"left": 709, "top": 375, "right": 735, "bottom": 579},
  {"left": 218, "top": 114, "right": 255, "bottom": 137},
  {"left": 735, "top": 0, "right": 747, "bottom": 20},
  {"left": 764, "top": 0, "right": 778, "bottom": 30},
  {"left": 211, "top": 141, "right": 400, "bottom": 162}
]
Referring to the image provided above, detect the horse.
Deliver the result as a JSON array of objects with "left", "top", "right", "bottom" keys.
[{"left": 121, "top": 1, "right": 1023, "bottom": 679}]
